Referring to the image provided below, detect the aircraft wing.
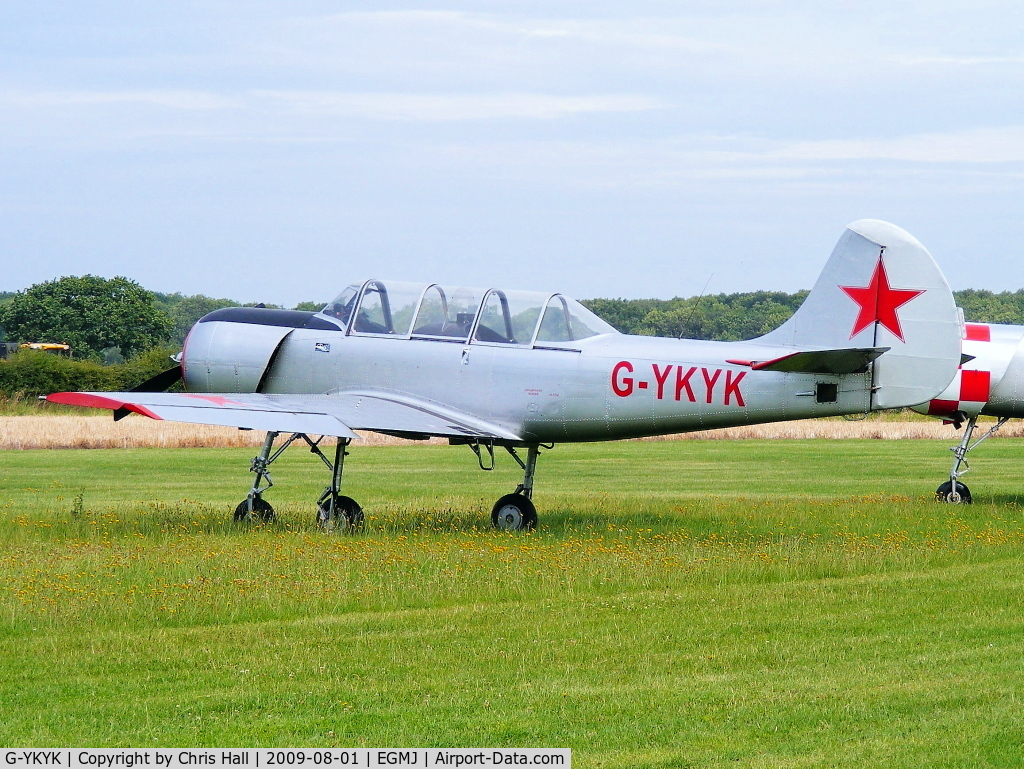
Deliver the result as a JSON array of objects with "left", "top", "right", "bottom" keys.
[
  {"left": 46, "top": 391, "right": 522, "bottom": 442},
  {"left": 727, "top": 347, "right": 889, "bottom": 375}
]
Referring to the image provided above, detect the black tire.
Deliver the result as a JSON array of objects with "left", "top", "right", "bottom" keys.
[
  {"left": 233, "top": 495, "right": 276, "bottom": 523},
  {"left": 317, "top": 494, "right": 364, "bottom": 531},
  {"left": 491, "top": 493, "right": 538, "bottom": 531},
  {"left": 936, "top": 480, "right": 972, "bottom": 504}
]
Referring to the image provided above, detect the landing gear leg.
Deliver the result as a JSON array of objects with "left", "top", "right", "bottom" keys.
[
  {"left": 316, "top": 438, "right": 364, "bottom": 532},
  {"left": 491, "top": 445, "right": 540, "bottom": 531},
  {"left": 234, "top": 431, "right": 279, "bottom": 522},
  {"left": 233, "top": 432, "right": 363, "bottom": 528},
  {"left": 936, "top": 416, "right": 1010, "bottom": 504}
]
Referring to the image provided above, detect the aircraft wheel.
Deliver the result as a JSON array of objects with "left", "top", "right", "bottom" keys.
[
  {"left": 491, "top": 494, "right": 537, "bottom": 531},
  {"left": 317, "top": 494, "right": 365, "bottom": 531},
  {"left": 233, "top": 496, "right": 276, "bottom": 523},
  {"left": 936, "top": 480, "right": 972, "bottom": 504}
]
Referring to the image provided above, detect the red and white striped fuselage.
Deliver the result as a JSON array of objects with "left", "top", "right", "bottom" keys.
[{"left": 917, "top": 322, "right": 1024, "bottom": 422}]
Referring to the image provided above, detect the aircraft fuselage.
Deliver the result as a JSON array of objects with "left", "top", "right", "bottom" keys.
[{"left": 182, "top": 311, "right": 871, "bottom": 443}]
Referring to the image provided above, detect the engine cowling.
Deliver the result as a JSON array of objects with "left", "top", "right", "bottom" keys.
[{"left": 182, "top": 308, "right": 343, "bottom": 393}]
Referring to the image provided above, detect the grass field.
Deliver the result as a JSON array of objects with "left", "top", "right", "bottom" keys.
[{"left": 2, "top": 438, "right": 1024, "bottom": 766}]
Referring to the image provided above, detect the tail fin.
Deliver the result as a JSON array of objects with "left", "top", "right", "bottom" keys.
[{"left": 757, "top": 219, "right": 961, "bottom": 409}]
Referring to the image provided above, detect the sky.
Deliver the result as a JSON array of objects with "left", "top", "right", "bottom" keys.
[{"left": 2, "top": 1, "right": 1023, "bottom": 307}]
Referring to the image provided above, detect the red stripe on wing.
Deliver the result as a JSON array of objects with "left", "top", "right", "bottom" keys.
[{"left": 46, "top": 392, "right": 163, "bottom": 420}]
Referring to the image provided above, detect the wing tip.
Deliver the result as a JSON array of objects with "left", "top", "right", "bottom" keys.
[{"left": 47, "top": 392, "right": 164, "bottom": 420}]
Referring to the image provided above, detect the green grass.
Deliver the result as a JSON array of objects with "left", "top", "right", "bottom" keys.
[{"left": 3, "top": 439, "right": 1024, "bottom": 766}]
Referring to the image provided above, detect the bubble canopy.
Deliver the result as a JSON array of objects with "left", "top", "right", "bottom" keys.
[{"left": 322, "top": 280, "right": 618, "bottom": 345}]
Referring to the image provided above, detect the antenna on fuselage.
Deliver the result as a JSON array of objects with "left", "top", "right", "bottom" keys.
[{"left": 678, "top": 273, "right": 714, "bottom": 340}]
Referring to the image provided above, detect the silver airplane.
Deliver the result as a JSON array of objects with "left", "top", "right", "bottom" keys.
[
  {"left": 50, "top": 220, "right": 963, "bottom": 530},
  {"left": 912, "top": 320, "right": 1024, "bottom": 503}
]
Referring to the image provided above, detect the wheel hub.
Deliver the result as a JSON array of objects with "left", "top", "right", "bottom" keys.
[{"left": 496, "top": 505, "right": 524, "bottom": 530}]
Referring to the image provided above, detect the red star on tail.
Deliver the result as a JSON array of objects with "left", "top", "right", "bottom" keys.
[{"left": 840, "top": 257, "right": 924, "bottom": 342}]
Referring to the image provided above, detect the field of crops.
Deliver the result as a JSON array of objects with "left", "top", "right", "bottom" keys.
[
  {"left": 2, "top": 437, "right": 1024, "bottom": 766},
  {"left": 6, "top": 407, "right": 1022, "bottom": 449}
]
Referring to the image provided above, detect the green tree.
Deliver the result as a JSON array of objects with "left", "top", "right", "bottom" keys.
[
  {"left": 581, "top": 298, "right": 667, "bottom": 334},
  {"left": 584, "top": 290, "right": 809, "bottom": 340},
  {"left": 0, "top": 349, "right": 124, "bottom": 396},
  {"left": 154, "top": 292, "right": 241, "bottom": 346},
  {"left": 0, "top": 275, "right": 172, "bottom": 360},
  {"left": 953, "top": 289, "right": 1024, "bottom": 325},
  {"left": 293, "top": 301, "right": 327, "bottom": 312}
]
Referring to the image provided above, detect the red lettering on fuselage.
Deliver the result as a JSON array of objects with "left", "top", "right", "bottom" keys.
[
  {"left": 610, "top": 362, "right": 746, "bottom": 407},
  {"left": 701, "top": 368, "right": 722, "bottom": 404},
  {"left": 675, "top": 366, "right": 697, "bottom": 402},
  {"left": 611, "top": 360, "right": 634, "bottom": 397},
  {"left": 724, "top": 370, "right": 746, "bottom": 406},
  {"left": 652, "top": 364, "right": 672, "bottom": 400}
]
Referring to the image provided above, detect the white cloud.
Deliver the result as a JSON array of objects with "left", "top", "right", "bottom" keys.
[
  {"left": 897, "top": 55, "right": 1024, "bottom": 67},
  {"left": 0, "top": 88, "right": 662, "bottom": 122},
  {"left": 0, "top": 90, "right": 236, "bottom": 110},
  {"left": 772, "top": 126, "right": 1024, "bottom": 164},
  {"left": 253, "top": 90, "right": 664, "bottom": 121}
]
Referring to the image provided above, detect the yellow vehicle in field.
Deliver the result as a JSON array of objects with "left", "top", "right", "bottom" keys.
[
  {"left": 0, "top": 342, "right": 72, "bottom": 359},
  {"left": 19, "top": 343, "right": 71, "bottom": 353}
]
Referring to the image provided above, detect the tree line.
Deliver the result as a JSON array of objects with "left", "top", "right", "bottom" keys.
[
  {"left": 3, "top": 274, "right": 1024, "bottom": 397},
  {"left": 0, "top": 276, "right": 323, "bottom": 359},
  {"left": 580, "top": 289, "right": 1024, "bottom": 338},
  {"left": 580, "top": 291, "right": 811, "bottom": 340},
  {"left": 0, "top": 276, "right": 324, "bottom": 397}
]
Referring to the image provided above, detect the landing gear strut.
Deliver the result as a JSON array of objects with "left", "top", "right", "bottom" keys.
[
  {"left": 491, "top": 444, "right": 540, "bottom": 531},
  {"left": 234, "top": 431, "right": 281, "bottom": 523},
  {"left": 315, "top": 438, "right": 364, "bottom": 532},
  {"left": 233, "top": 431, "right": 363, "bottom": 530},
  {"left": 936, "top": 416, "right": 1010, "bottom": 503}
]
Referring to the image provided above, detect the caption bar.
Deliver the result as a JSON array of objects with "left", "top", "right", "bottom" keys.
[{"left": 2, "top": 751, "right": 570, "bottom": 769}]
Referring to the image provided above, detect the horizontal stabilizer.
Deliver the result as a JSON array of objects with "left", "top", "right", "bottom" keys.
[
  {"left": 47, "top": 390, "right": 522, "bottom": 442},
  {"left": 727, "top": 347, "right": 889, "bottom": 375}
]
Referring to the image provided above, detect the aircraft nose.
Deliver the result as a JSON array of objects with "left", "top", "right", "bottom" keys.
[
  {"left": 182, "top": 308, "right": 344, "bottom": 393},
  {"left": 181, "top": 319, "right": 292, "bottom": 393}
]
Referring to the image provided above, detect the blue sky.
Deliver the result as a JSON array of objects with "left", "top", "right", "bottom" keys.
[{"left": 2, "top": 2, "right": 1023, "bottom": 306}]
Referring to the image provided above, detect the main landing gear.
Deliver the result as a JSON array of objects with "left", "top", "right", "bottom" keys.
[
  {"left": 935, "top": 415, "right": 1010, "bottom": 504},
  {"left": 234, "top": 431, "right": 363, "bottom": 531},
  {"left": 233, "top": 432, "right": 548, "bottom": 532},
  {"left": 467, "top": 441, "right": 544, "bottom": 531}
]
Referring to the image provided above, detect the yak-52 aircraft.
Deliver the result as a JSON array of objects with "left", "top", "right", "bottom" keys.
[
  {"left": 913, "top": 320, "right": 1024, "bottom": 503},
  {"left": 49, "top": 220, "right": 963, "bottom": 530}
]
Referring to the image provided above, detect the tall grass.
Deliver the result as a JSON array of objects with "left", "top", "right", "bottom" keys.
[
  {"left": 0, "top": 393, "right": 90, "bottom": 416},
  {"left": 3, "top": 413, "right": 1020, "bottom": 449}
]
